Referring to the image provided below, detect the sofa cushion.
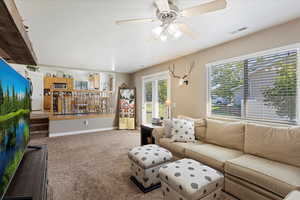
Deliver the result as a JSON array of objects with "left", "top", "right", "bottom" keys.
[
  {"left": 195, "top": 126, "right": 206, "bottom": 141},
  {"left": 284, "top": 191, "right": 300, "bottom": 200},
  {"left": 171, "top": 119, "right": 195, "bottom": 142},
  {"left": 225, "top": 175, "right": 282, "bottom": 200},
  {"left": 245, "top": 123, "right": 300, "bottom": 168},
  {"left": 159, "top": 138, "right": 185, "bottom": 156},
  {"left": 178, "top": 115, "right": 206, "bottom": 140},
  {"left": 184, "top": 143, "right": 244, "bottom": 171},
  {"left": 206, "top": 119, "right": 245, "bottom": 151},
  {"left": 225, "top": 154, "right": 300, "bottom": 197},
  {"left": 159, "top": 138, "right": 204, "bottom": 157}
]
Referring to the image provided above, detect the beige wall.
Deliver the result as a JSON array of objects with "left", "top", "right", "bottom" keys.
[{"left": 132, "top": 17, "right": 300, "bottom": 125}]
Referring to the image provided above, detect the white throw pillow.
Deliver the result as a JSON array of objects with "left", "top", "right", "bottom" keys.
[{"left": 171, "top": 119, "right": 195, "bottom": 142}]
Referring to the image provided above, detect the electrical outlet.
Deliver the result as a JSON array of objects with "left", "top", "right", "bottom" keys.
[{"left": 83, "top": 120, "right": 88, "bottom": 127}]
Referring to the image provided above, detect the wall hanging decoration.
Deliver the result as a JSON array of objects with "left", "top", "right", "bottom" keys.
[
  {"left": 169, "top": 61, "right": 195, "bottom": 86},
  {"left": 118, "top": 83, "right": 136, "bottom": 130}
]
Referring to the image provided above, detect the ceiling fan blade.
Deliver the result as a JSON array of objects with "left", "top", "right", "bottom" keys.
[
  {"left": 181, "top": 0, "right": 227, "bottom": 17},
  {"left": 116, "top": 18, "right": 157, "bottom": 25},
  {"left": 177, "top": 23, "right": 199, "bottom": 40},
  {"left": 155, "top": 0, "right": 170, "bottom": 12}
]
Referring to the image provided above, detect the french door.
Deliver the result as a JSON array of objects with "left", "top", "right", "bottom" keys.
[{"left": 142, "top": 72, "right": 170, "bottom": 124}]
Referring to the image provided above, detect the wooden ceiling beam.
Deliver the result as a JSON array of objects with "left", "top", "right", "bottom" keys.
[
  {"left": 0, "top": 0, "right": 37, "bottom": 65},
  {"left": 0, "top": 46, "right": 14, "bottom": 63}
]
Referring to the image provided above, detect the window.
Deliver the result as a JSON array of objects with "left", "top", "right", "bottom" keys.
[
  {"left": 142, "top": 72, "right": 170, "bottom": 124},
  {"left": 208, "top": 48, "right": 298, "bottom": 124}
]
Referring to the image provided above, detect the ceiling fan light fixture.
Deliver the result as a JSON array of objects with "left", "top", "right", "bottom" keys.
[
  {"left": 152, "top": 26, "right": 163, "bottom": 36},
  {"left": 160, "top": 34, "right": 167, "bottom": 42},
  {"left": 173, "top": 29, "right": 182, "bottom": 39},
  {"left": 116, "top": 0, "right": 228, "bottom": 42},
  {"left": 167, "top": 23, "right": 182, "bottom": 39},
  {"left": 167, "top": 23, "right": 178, "bottom": 35}
]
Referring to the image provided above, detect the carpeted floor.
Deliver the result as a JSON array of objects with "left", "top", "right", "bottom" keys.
[{"left": 30, "top": 130, "right": 236, "bottom": 200}]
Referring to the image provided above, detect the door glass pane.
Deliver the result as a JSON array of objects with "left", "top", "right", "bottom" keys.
[
  {"left": 158, "top": 79, "right": 168, "bottom": 119},
  {"left": 145, "top": 81, "right": 152, "bottom": 124}
]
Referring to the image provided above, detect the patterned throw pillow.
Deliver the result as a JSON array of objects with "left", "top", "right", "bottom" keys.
[
  {"left": 171, "top": 119, "right": 195, "bottom": 142},
  {"left": 163, "top": 119, "right": 173, "bottom": 138}
]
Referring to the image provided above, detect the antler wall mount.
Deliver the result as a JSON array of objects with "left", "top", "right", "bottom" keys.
[{"left": 169, "top": 61, "right": 195, "bottom": 86}]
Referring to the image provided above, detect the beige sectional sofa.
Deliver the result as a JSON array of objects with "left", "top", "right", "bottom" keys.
[{"left": 152, "top": 117, "right": 300, "bottom": 200}]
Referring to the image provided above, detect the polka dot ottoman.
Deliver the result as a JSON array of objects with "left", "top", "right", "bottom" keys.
[
  {"left": 128, "top": 144, "right": 173, "bottom": 192},
  {"left": 159, "top": 159, "right": 224, "bottom": 200}
]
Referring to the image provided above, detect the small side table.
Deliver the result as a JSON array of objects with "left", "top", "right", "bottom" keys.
[{"left": 140, "top": 124, "right": 162, "bottom": 146}]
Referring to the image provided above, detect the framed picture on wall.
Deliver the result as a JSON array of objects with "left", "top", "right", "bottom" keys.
[{"left": 118, "top": 83, "right": 136, "bottom": 130}]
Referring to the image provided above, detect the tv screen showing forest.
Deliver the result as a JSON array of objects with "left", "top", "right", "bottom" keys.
[{"left": 0, "top": 59, "right": 31, "bottom": 199}]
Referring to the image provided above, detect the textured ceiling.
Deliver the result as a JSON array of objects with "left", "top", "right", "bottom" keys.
[{"left": 15, "top": 0, "right": 300, "bottom": 73}]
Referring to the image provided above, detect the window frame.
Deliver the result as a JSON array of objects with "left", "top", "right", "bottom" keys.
[{"left": 206, "top": 43, "right": 300, "bottom": 125}]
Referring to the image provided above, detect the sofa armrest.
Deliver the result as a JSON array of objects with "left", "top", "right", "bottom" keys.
[
  {"left": 284, "top": 191, "right": 300, "bottom": 200},
  {"left": 152, "top": 127, "right": 165, "bottom": 144}
]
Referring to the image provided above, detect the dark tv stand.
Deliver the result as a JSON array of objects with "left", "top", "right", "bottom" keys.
[
  {"left": 4, "top": 197, "right": 32, "bottom": 200},
  {"left": 4, "top": 145, "right": 48, "bottom": 200},
  {"left": 27, "top": 145, "right": 43, "bottom": 150}
]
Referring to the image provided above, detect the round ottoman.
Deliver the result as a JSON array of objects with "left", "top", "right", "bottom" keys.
[
  {"left": 128, "top": 144, "right": 173, "bottom": 192},
  {"left": 159, "top": 158, "right": 224, "bottom": 200}
]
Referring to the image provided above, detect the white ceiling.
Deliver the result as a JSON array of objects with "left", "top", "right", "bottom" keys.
[{"left": 15, "top": 0, "right": 300, "bottom": 73}]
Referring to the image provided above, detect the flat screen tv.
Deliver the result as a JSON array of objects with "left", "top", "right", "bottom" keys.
[{"left": 0, "top": 59, "right": 31, "bottom": 199}]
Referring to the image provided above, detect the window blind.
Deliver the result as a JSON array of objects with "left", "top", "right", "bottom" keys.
[{"left": 209, "top": 49, "right": 298, "bottom": 124}]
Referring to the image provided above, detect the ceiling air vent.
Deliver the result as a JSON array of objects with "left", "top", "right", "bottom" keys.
[{"left": 230, "top": 27, "right": 248, "bottom": 35}]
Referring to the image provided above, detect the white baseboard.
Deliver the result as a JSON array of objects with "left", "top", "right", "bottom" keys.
[{"left": 49, "top": 127, "right": 117, "bottom": 137}]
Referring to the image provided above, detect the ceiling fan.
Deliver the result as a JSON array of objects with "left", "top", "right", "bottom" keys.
[{"left": 116, "top": 0, "right": 227, "bottom": 42}]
